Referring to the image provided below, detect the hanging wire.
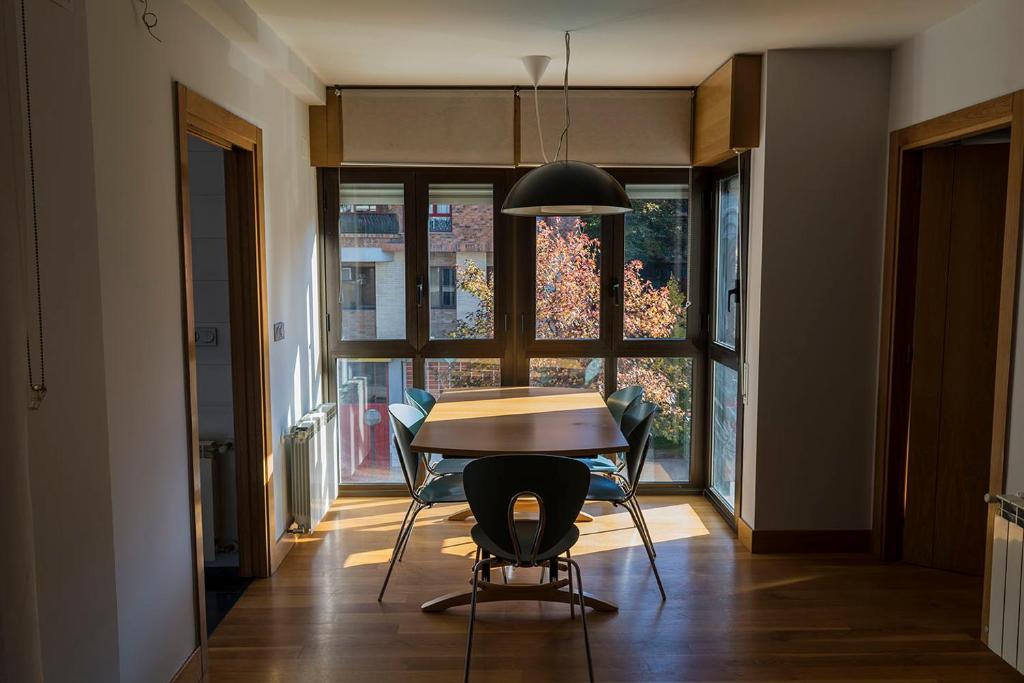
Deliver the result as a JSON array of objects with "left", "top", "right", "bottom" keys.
[
  {"left": 552, "top": 31, "right": 571, "bottom": 164},
  {"left": 137, "top": 0, "right": 162, "bottom": 42},
  {"left": 20, "top": 0, "right": 45, "bottom": 410},
  {"left": 533, "top": 81, "right": 548, "bottom": 164}
]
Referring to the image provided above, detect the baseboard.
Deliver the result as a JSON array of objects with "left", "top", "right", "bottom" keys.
[
  {"left": 737, "top": 520, "right": 872, "bottom": 554},
  {"left": 170, "top": 646, "right": 203, "bottom": 683}
]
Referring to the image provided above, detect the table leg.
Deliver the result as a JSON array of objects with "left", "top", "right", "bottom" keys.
[
  {"left": 447, "top": 500, "right": 595, "bottom": 523},
  {"left": 420, "top": 579, "right": 618, "bottom": 613}
]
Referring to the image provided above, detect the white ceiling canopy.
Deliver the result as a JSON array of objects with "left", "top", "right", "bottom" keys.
[{"left": 244, "top": 0, "right": 976, "bottom": 86}]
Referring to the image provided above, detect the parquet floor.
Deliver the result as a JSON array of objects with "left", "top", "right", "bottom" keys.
[{"left": 208, "top": 496, "right": 1020, "bottom": 682}]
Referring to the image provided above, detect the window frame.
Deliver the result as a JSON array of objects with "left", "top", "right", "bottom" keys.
[
  {"left": 319, "top": 165, "right": 720, "bottom": 494},
  {"left": 700, "top": 154, "right": 750, "bottom": 524}
]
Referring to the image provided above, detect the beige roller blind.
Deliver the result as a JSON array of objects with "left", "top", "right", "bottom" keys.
[
  {"left": 341, "top": 89, "right": 515, "bottom": 166},
  {"left": 519, "top": 89, "right": 692, "bottom": 167}
]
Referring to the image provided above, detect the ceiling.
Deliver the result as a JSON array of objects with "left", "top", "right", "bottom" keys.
[{"left": 245, "top": 0, "right": 977, "bottom": 87}]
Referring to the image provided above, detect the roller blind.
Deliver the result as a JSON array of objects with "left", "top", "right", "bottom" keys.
[
  {"left": 519, "top": 89, "right": 692, "bottom": 167},
  {"left": 341, "top": 89, "right": 515, "bottom": 166}
]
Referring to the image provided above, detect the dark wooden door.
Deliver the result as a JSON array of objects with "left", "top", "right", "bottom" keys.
[{"left": 903, "top": 142, "right": 1009, "bottom": 575}]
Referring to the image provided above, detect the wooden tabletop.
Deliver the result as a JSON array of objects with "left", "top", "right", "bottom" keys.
[{"left": 410, "top": 386, "right": 628, "bottom": 457}]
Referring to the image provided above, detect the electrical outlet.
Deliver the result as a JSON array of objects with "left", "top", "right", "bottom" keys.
[{"left": 273, "top": 322, "right": 285, "bottom": 341}]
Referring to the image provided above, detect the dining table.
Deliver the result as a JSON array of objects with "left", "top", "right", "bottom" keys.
[{"left": 410, "top": 385, "right": 626, "bottom": 613}]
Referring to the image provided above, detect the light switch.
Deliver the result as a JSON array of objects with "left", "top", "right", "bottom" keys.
[
  {"left": 273, "top": 322, "right": 285, "bottom": 341},
  {"left": 195, "top": 326, "right": 218, "bottom": 346}
]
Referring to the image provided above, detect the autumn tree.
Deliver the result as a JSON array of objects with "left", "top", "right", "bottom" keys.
[{"left": 451, "top": 212, "right": 691, "bottom": 453}]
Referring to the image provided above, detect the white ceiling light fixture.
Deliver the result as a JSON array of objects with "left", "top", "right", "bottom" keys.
[{"left": 502, "top": 32, "right": 632, "bottom": 217}]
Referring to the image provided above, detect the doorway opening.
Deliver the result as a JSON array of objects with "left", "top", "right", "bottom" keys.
[
  {"left": 899, "top": 129, "right": 1010, "bottom": 575},
  {"left": 175, "top": 84, "right": 290, "bottom": 664},
  {"left": 186, "top": 135, "right": 251, "bottom": 633}
]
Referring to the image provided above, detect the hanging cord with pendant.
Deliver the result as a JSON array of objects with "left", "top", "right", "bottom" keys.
[
  {"left": 552, "top": 30, "right": 571, "bottom": 164},
  {"left": 19, "top": 0, "right": 45, "bottom": 410}
]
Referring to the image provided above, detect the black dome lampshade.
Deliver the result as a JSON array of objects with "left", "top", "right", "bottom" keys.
[{"left": 501, "top": 160, "right": 633, "bottom": 216}]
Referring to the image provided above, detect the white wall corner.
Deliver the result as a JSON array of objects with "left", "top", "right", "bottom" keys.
[{"left": 185, "top": 0, "right": 325, "bottom": 104}]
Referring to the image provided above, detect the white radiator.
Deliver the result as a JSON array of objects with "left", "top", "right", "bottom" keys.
[
  {"left": 286, "top": 403, "right": 338, "bottom": 533},
  {"left": 988, "top": 494, "right": 1024, "bottom": 670}
]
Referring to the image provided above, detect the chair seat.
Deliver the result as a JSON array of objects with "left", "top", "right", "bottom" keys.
[
  {"left": 418, "top": 473, "right": 466, "bottom": 503},
  {"left": 471, "top": 520, "right": 580, "bottom": 565},
  {"left": 586, "top": 473, "right": 628, "bottom": 502},
  {"left": 430, "top": 457, "right": 471, "bottom": 475},
  {"left": 579, "top": 455, "right": 619, "bottom": 473}
]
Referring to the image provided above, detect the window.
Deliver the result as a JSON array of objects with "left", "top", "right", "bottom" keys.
[
  {"left": 428, "top": 184, "right": 495, "bottom": 340},
  {"left": 425, "top": 358, "right": 501, "bottom": 394},
  {"left": 429, "top": 266, "right": 456, "bottom": 309},
  {"left": 341, "top": 264, "right": 376, "bottom": 310},
  {"left": 710, "top": 362, "right": 738, "bottom": 506},
  {"left": 617, "top": 357, "right": 692, "bottom": 482},
  {"left": 337, "top": 183, "right": 406, "bottom": 341},
  {"left": 529, "top": 358, "right": 604, "bottom": 393},
  {"left": 335, "top": 358, "right": 412, "bottom": 484},
  {"left": 624, "top": 184, "right": 688, "bottom": 340},
  {"left": 535, "top": 215, "right": 602, "bottom": 340},
  {"left": 714, "top": 175, "right": 741, "bottom": 349}
]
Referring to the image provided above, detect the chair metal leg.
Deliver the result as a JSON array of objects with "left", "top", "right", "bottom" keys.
[
  {"left": 378, "top": 503, "right": 424, "bottom": 602},
  {"left": 566, "top": 548, "right": 575, "bottom": 620},
  {"left": 626, "top": 498, "right": 656, "bottom": 558},
  {"left": 389, "top": 500, "right": 415, "bottom": 562},
  {"left": 566, "top": 558, "right": 594, "bottom": 683},
  {"left": 398, "top": 502, "right": 429, "bottom": 562},
  {"left": 464, "top": 558, "right": 488, "bottom": 683},
  {"left": 632, "top": 499, "right": 656, "bottom": 557},
  {"left": 622, "top": 503, "right": 666, "bottom": 601}
]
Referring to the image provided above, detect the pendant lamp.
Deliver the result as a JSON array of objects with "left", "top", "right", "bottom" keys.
[{"left": 502, "top": 32, "right": 632, "bottom": 216}]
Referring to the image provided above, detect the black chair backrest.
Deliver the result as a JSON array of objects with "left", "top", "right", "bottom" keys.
[
  {"left": 405, "top": 388, "right": 436, "bottom": 417},
  {"left": 620, "top": 397, "right": 651, "bottom": 438},
  {"left": 388, "top": 403, "right": 426, "bottom": 494},
  {"left": 606, "top": 386, "right": 643, "bottom": 425},
  {"left": 463, "top": 455, "right": 590, "bottom": 566},
  {"left": 623, "top": 403, "right": 657, "bottom": 487}
]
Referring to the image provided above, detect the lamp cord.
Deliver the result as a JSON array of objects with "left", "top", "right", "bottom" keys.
[
  {"left": 20, "top": 0, "right": 45, "bottom": 410},
  {"left": 552, "top": 31, "right": 571, "bottom": 164}
]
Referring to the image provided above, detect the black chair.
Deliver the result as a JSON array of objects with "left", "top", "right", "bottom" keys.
[
  {"left": 377, "top": 403, "right": 467, "bottom": 602},
  {"left": 585, "top": 402, "right": 666, "bottom": 600},
  {"left": 581, "top": 386, "right": 644, "bottom": 474},
  {"left": 462, "top": 455, "right": 594, "bottom": 682},
  {"left": 405, "top": 388, "right": 470, "bottom": 477}
]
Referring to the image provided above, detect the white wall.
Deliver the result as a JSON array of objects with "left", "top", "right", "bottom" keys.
[
  {"left": 888, "top": 0, "right": 1024, "bottom": 496},
  {"left": 742, "top": 49, "right": 890, "bottom": 531},
  {"left": 82, "top": 2, "right": 322, "bottom": 678},
  {"left": 889, "top": 0, "right": 1024, "bottom": 131}
]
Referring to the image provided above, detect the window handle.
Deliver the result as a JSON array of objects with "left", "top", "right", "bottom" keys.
[
  {"left": 416, "top": 275, "right": 424, "bottom": 307},
  {"left": 503, "top": 312, "right": 509, "bottom": 333},
  {"left": 610, "top": 278, "right": 622, "bottom": 306},
  {"left": 727, "top": 279, "right": 739, "bottom": 312}
]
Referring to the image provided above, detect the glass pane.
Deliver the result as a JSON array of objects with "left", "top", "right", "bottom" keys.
[
  {"left": 529, "top": 357, "right": 604, "bottom": 393},
  {"left": 710, "top": 362, "right": 739, "bottom": 507},
  {"left": 425, "top": 358, "right": 501, "bottom": 395},
  {"left": 624, "top": 184, "right": 689, "bottom": 339},
  {"left": 428, "top": 184, "right": 495, "bottom": 340},
  {"left": 535, "top": 216, "right": 602, "bottom": 340},
  {"left": 338, "top": 183, "right": 406, "bottom": 341},
  {"left": 714, "top": 174, "right": 741, "bottom": 349},
  {"left": 617, "top": 357, "right": 692, "bottom": 483},
  {"left": 336, "top": 358, "right": 411, "bottom": 484}
]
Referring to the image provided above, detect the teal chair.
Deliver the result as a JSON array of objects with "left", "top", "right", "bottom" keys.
[
  {"left": 378, "top": 403, "right": 467, "bottom": 602},
  {"left": 584, "top": 402, "right": 665, "bottom": 600},
  {"left": 405, "top": 388, "right": 470, "bottom": 477},
  {"left": 581, "top": 386, "right": 643, "bottom": 474}
]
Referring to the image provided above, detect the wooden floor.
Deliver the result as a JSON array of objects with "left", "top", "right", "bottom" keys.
[{"left": 208, "top": 496, "right": 1020, "bottom": 682}]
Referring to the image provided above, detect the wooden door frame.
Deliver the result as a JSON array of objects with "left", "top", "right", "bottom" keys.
[
  {"left": 174, "top": 83, "right": 289, "bottom": 668},
  {"left": 872, "top": 91, "right": 1024, "bottom": 642}
]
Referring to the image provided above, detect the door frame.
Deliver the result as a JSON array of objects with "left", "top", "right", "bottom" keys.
[
  {"left": 872, "top": 91, "right": 1024, "bottom": 641},
  {"left": 174, "top": 83, "right": 289, "bottom": 666}
]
